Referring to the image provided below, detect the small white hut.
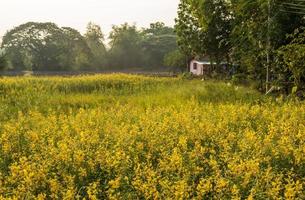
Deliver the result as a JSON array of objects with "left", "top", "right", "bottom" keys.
[{"left": 189, "top": 59, "right": 212, "bottom": 76}]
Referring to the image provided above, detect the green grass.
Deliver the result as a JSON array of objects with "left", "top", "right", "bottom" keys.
[{"left": 0, "top": 75, "right": 264, "bottom": 117}]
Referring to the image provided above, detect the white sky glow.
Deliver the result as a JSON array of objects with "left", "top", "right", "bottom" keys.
[{"left": 0, "top": 0, "right": 179, "bottom": 38}]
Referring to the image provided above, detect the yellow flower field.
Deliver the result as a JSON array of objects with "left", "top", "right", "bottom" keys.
[{"left": 0, "top": 74, "right": 304, "bottom": 199}]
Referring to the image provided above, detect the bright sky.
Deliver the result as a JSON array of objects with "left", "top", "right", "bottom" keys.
[{"left": 0, "top": 0, "right": 180, "bottom": 39}]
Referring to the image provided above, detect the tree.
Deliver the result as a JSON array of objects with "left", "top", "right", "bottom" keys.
[
  {"left": 164, "top": 50, "right": 186, "bottom": 72},
  {"left": 2, "top": 22, "right": 62, "bottom": 70},
  {"left": 175, "top": 0, "right": 205, "bottom": 56},
  {"left": 231, "top": 0, "right": 305, "bottom": 88},
  {"left": 278, "top": 27, "right": 305, "bottom": 89},
  {"left": 193, "top": 0, "right": 232, "bottom": 64},
  {"left": 60, "top": 27, "right": 92, "bottom": 70},
  {"left": 144, "top": 22, "right": 175, "bottom": 36},
  {"left": 175, "top": 0, "right": 232, "bottom": 71},
  {"left": 84, "top": 22, "right": 107, "bottom": 69},
  {"left": 141, "top": 22, "right": 178, "bottom": 68},
  {"left": 0, "top": 52, "right": 7, "bottom": 71},
  {"left": 108, "top": 23, "right": 144, "bottom": 69},
  {"left": 1, "top": 22, "right": 91, "bottom": 71},
  {"left": 106, "top": 22, "right": 180, "bottom": 70}
]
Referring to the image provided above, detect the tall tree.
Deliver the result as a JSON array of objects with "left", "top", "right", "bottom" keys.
[
  {"left": 192, "top": 0, "right": 232, "bottom": 64},
  {"left": 175, "top": 0, "right": 205, "bottom": 56},
  {"left": 141, "top": 22, "right": 178, "bottom": 68},
  {"left": 1, "top": 22, "right": 91, "bottom": 71},
  {"left": 84, "top": 22, "right": 107, "bottom": 69},
  {"left": 61, "top": 27, "right": 92, "bottom": 70},
  {"left": 175, "top": 0, "right": 232, "bottom": 69},
  {"left": 108, "top": 23, "right": 144, "bottom": 69},
  {"left": 2, "top": 22, "right": 63, "bottom": 70}
]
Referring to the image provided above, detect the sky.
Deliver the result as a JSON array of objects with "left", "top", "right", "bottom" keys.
[{"left": 0, "top": 0, "right": 180, "bottom": 39}]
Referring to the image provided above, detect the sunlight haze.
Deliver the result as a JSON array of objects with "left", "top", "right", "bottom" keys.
[{"left": 0, "top": 0, "right": 179, "bottom": 38}]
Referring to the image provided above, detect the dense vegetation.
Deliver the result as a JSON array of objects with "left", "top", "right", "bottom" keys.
[
  {"left": 0, "top": 22, "right": 180, "bottom": 72},
  {"left": 2, "top": 1, "right": 305, "bottom": 94},
  {"left": 175, "top": 0, "right": 305, "bottom": 93},
  {"left": 0, "top": 75, "right": 304, "bottom": 199}
]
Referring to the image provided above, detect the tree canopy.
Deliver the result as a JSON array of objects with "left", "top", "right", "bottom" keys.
[
  {"left": 1, "top": 22, "right": 91, "bottom": 71},
  {"left": 1, "top": 21, "right": 181, "bottom": 72},
  {"left": 84, "top": 22, "right": 107, "bottom": 69},
  {"left": 141, "top": 22, "right": 178, "bottom": 68},
  {"left": 107, "top": 23, "right": 144, "bottom": 69}
]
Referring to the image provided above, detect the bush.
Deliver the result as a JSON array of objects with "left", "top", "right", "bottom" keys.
[
  {"left": 231, "top": 73, "right": 248, "bottom": 85},
  {"left": 179, "top": 72, "right": 194, "bottom": 80}
]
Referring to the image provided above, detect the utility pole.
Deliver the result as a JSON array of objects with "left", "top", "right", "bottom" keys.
[{"left": 266, "top": 0, "right": 271, "bottom": 94}]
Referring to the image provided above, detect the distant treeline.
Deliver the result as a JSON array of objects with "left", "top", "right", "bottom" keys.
[{"left": 0, "top": 22, "right": 185, "bottom": 72}]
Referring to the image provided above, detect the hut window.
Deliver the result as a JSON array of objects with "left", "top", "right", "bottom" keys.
[{"left": 193, "top": 63, "right": 197, "bottom": 70}]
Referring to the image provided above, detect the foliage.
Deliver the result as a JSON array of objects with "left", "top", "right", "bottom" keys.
[
  {"left": 175, "top": 0, "right": 205, "bottom": 56},
  {"left": 179, "top": 72, "right": 194, "bottom": 80},
  {"left": 0, "top": 52, "right": 7, "bottom": 71},
  {"left": 164, "top": 50, "right": 186, "bottom": 71},
  {"left": 0, "top": 75, "right": 305, "bottom": 199},
  {"left": 107, "top": 22, "right": 179, "bottom": 70},
  {"left": 84, "top": 22, "right": 107, "bottom": 69},
  {"left": 175, "top": 0, "right": 305, "bottom": 89},
  {"left": 1, "top": 22, "right": 91, "bottom": 71},
  {"left": 278, "top": 27, "right": 305, "bottom": 89},
  {"left": 175, "top": 0, "right": 232, "bottom": 65},
  {"left": 141, "top": 22, "right": 178, "bottom": 68},
  {"left": 1, "top": 21, "right": 181, "bottom": 72},
  {"left": 193, "top": 0, "right": 232, "bottom": 64},
  {"left": 60, "top": 27, "right": 92, "bottom": 71},
  {"left": 107, "top": 23, "right": 145, "bottom": 69},
  {"left": 230, "top": 0, "right": 303, "bottom": 82}
]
